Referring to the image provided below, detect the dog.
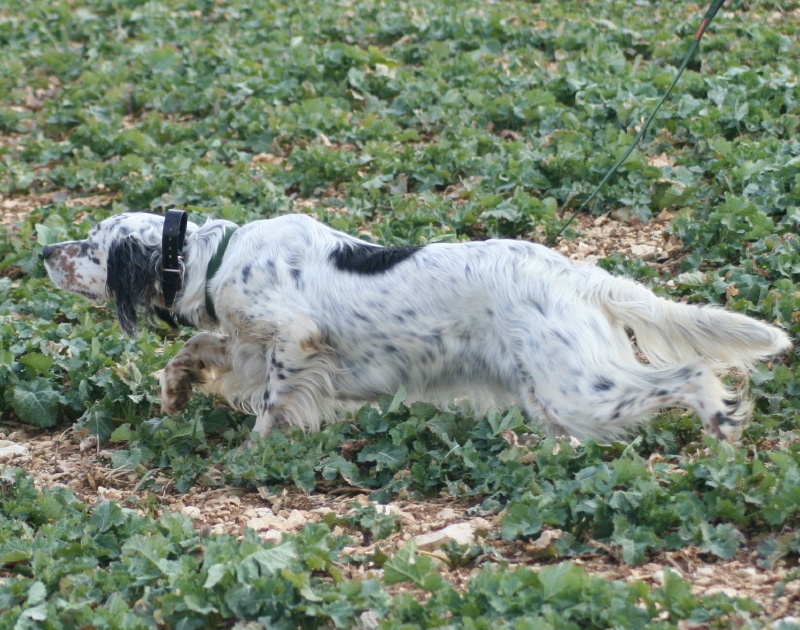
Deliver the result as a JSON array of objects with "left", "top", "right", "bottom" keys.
[{"left": 43, "top": 211, "right": 791, "bottom": 443}]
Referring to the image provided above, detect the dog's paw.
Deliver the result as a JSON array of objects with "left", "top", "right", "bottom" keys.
[{"left": 159, "top": 361, "right": 199, "bottom": 416}]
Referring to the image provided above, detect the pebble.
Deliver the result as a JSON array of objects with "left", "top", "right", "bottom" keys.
[
  {"left": 435, "top": 507, "right": 458, "bottom": 521},
  {"left": 0, "top": 441, "right": 28, "bottom": 460},
  {"left": 181, "top": 506, "right": 202, "bottom": 519},
  {"left": 414, "top": 522, "right": 476, "bottom": 550},
  {"left": 629, "top": 244, "right": 657, "bottom": 260},
  {"left": 246, "top": 509, "right": 307, "bottom": 533}
]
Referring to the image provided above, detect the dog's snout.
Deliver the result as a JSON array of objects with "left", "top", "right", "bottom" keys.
[{"left": 42, "top": 244, "right": 55, "bottom": 260}]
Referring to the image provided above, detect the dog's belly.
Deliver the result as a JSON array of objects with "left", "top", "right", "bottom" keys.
[{"left": 327, "top": 330, "right": 517, "bottom": 404}]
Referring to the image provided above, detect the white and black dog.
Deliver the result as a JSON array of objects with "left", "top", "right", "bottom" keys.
[{"left": 43, "top": 212, "right": 791, "bottom": 442}]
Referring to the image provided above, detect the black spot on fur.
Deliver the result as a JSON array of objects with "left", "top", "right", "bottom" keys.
[
  {"left": 715, "top": 412, "right": 738, "bottom": 426},
  {"left": 330, "top": 241, "right": 422, "bottom": 275},
  {"left": 241, "top": 264, "right": 252, "bottom": 283},
  {"left": 594, "top": 377, "right": 614, "bottom": 392},
  {"left": 553, "top": 331, "right": 573, "bottom": 347}
]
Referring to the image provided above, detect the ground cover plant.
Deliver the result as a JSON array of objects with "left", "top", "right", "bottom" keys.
[{"left": 0, "top": 0, "right": 799, "bottom": 626}]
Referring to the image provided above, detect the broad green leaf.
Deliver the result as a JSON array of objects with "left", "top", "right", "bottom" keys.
[
  {"left": 90, "top": 500, "right": 127, "bottom": 533},
  {"left": 19, "top": 353, "right": 54, "bottom": 375},
  {"left": 501, "top": 502, "right": 543, "bottom": 541},
  {"left": 11, "top": 378, "right": 60, "bottom": 428},
  {"left": 383, "top": 543, "right": 445, "bottom": 591},
  {"left": 204, "top": 563, "right": 229, "bottom": 589},
  {"left": 243, "top": 542, "right": 297, "bottom": 576},
  {"left": 387, "top": 385, "right": 407, "bottom": 414}
]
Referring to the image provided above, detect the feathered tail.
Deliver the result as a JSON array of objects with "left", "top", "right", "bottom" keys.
[{"left": 597, "top": 276, "right": 791, "bottom": 371}]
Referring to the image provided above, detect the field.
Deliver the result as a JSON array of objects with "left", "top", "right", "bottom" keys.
[{"left": 1, "top": 0, "right": 800, "bottom": 626}]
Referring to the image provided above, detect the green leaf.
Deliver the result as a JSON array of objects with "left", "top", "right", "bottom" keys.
[
  {"left": 700, "top": 523, "right": 742, "bottom": 560},
  {"left": 35, "top": 223, "right": 67, "bottom": 246},
  {"left": 501, "top": 501, "right": 543, "bottom": 541},
  {"left": 19, "top": 353, "right": 54, "bottom": 375},
  {"left": 184, "top": 593, "right": 218, "bottom": 614},
  {"left": 204, "top": 563, "right": 229, "bottom": 589},
  {"left": 122, "top": 534, "right": 169, "bottom": 566},
  {"left": 387, "top": 385, "right": 407, "bottom": 414},
  {"left": 26, "top": 581, "right": 47, "bottom": 606},
  {"left": 242, "top": 542, "right": 298, "bottom": 577},
  {"left": 90, "top": 500, "right": 127, "bottom": 533},
  {"left": 357, "top": 443, "right": 409, "bottom": 469},
  {"left": 383, "top": 543, "right": 445, "bottom": 591},
  {"left": 110, "top": 423, "right": 138, "bottom": 442},
  {"left": 11, "top": 378, "right": 60, "bottom": 428},
  {"left": 281, "top": 569, "right": 322, "bottom": 602}
]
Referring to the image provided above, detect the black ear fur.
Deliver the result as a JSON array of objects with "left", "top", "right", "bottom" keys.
[{"left": 107, "top": 237, "right": 168, "bottom": 337}]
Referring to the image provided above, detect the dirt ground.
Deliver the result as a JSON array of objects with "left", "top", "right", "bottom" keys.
[{"left": 1, "top": 194, "right": 799, "bottom": 624}]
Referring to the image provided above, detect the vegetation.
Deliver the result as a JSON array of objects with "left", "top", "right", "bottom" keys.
[{"left": 1, "top": 0, "right": 798, "bottom": 626}]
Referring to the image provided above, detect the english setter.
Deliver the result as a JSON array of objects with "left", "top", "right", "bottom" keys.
[{"left": 43, "top": 212, "right": 791, "bottom": 443}]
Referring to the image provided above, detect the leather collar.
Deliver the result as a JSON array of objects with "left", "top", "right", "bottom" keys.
[{"left": 161, "top": 209, "right": 188, "bottom": 308}]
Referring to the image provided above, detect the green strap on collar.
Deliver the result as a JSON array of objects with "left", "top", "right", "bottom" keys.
[{"left": 205, "top": 226, "right": 238, "bottom": 321}]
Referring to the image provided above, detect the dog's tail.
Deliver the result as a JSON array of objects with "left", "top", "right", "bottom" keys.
[{"left": 596, "top": 275, "right": 791, "bottom": 371}]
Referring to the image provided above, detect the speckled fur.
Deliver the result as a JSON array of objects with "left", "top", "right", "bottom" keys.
[{"left": 44, "top": 212, "right": 791, "bottom": 443}]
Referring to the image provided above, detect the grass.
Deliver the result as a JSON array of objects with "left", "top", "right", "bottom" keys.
[{"left": 1, "top": 0, "right": 799, "bottom": 626}]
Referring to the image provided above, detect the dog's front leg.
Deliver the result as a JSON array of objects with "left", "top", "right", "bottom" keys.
[
  {"left": 160, "top": 332, "right": 231, "bottom": 416},
  {"left": 250, "top": 345, "right": 284, "bottom": 440}
]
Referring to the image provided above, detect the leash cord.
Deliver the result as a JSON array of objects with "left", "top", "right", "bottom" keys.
[{"left": 546, "top": 0, "right": 726, "bottom": 245}]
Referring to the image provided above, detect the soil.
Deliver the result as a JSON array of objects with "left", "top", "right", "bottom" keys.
[{"left": 1, "top": 193, "right": 799, "bottom": 624}]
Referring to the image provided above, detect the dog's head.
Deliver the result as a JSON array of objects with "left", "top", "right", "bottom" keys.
[{"left": 43, "top": 212, "right": 197, "bottom": 336}]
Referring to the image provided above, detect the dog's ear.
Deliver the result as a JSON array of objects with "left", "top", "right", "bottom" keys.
[{"left": 106, "top": 236, "right": 163, "bottom": 337}]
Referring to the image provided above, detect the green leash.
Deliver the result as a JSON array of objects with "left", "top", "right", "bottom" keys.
[{"left": 547, "top": 0, "right": 727, "bottom": 245}]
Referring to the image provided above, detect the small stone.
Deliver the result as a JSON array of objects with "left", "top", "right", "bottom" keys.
[
  {"left": 528, "top": 529, "right": 562, "bottom": 551},
  {"left": 79, "top": 435, "right": 98, "bottom": 452},
  {"left": 258, "top": 530, "right": 283, "bottom": 544},
  {"left": 414, "top": 522, "right": 476, "bottom": 550},
  {"left": 284, "top": 510, "right": 307, "bottom": 529},
  {"left": 435, "top": 507, "right": 458, "bottom": 521},
  {"left": 181, "top": 506, "right": 202, "bottom": 519},
  {"left": 0, "top": 442, "right": 28, "bottom": 460},
  {"left": 247, "top": 516, "right": 280, "bottom": 531},
  {"left": 629, "top": 244, "right": 657, "bottom": 260}
]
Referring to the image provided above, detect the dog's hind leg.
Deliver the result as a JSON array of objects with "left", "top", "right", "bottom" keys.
[
  {"left": 519, "top": 357, "right": 748, "bottom": 442},
  {"left": 160, "top": 332, "right": 232, "bottom": 416}
]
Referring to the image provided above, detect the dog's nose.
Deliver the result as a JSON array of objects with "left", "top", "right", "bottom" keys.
[{"left": 42, "top": 245, "right": 55, "bottom": 260}]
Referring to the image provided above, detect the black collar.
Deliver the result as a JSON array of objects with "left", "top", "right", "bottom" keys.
[
  {"left": 161, "top": 209, "right": 188, "bottom": 308},
  {"left": 205, "top": 226, "right": 238, "bottom": 321}
]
